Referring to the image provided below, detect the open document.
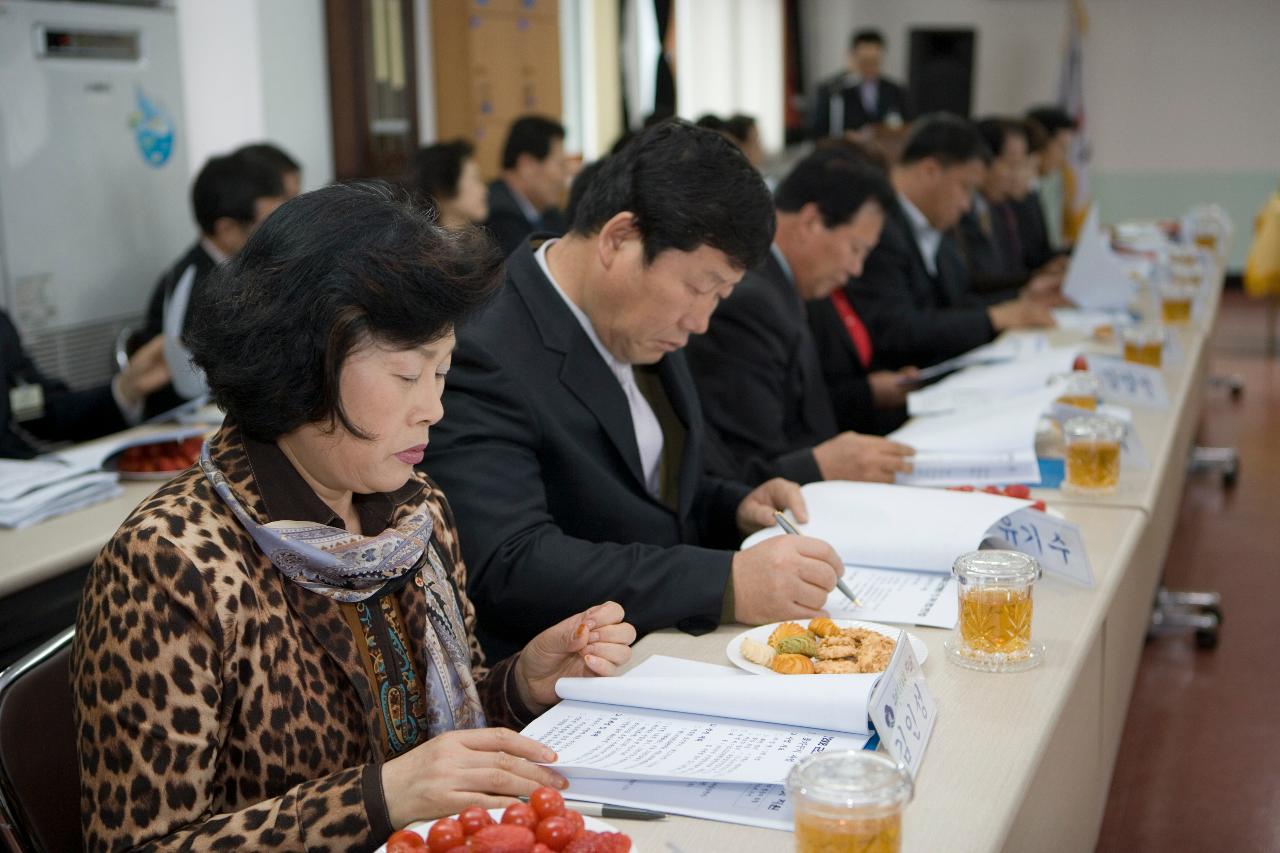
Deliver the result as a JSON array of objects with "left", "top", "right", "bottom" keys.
[
  {"left": 1062, "top": 205, "right": 1140, "bottom": 310},
  {"left": 523, "top": 664, "right": 876, "bottom": 786},
  {"left": 541, "top": 658, "right": 808, "bottom": 831},
  {"left": 0, "top": 459, "right": 122, "bottom": 528},
  {"left": 893, "top": 385, "right": 1060, "bottom": 487},
  {"left": 909, "top": 331, "right": 1050, "bottom": 383}
]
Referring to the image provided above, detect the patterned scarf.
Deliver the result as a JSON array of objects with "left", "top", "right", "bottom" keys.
[{"left": 199, "top": 443, "right": 486, "bottom": 735}]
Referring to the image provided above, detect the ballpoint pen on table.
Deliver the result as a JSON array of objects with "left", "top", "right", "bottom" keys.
[
  {"left": 519, "top": 797, "right": 665, "bottom": 821},
  {"left": 773, "top": 510, "right": 863, "bottom": 608}
]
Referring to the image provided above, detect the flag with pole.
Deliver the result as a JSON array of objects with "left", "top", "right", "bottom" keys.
[{"left": 1058, "top": 0, "right": 1091, "bottom": 243}]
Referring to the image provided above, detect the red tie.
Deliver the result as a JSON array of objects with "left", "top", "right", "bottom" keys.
[{"left": 830, "top": 290, "right": 873, "bottom": 369}]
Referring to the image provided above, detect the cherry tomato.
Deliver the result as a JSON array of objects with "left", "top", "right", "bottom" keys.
[
  {"left": 458, "top": 805, "right": 496, "bottom": 836},
  {"left": 1031, "top": 500, "right": 1048, "bottom": 512},
  {"left": 385, "top": 829, "right": 428, "bottom": 853},
  {"left": 1072, "top": 355, "right": 1090, "bottom": 372},
  {"left": 560, "top": 809, "right": 585, "bottom": 836},
  {"left": 469, "top": 823, "right": 536, "bottom": 853},
  {"left": 533, "top": 845, "right": 554, "bottom": 853},
  {"left": 1002, "top": 484, "right": 1031, "bottom": 499},
  {"left": 955, "top": 485, "right": 975, "bottom": 492},
  {"left": 599, "top": 833, "right": 632, "bottom": 853},
  {"left": 981, "top": 486, "right": 1001, "bottom": 495},
  {"left": 529, "top": 786, "right": 565, "bottom": 819},
  {"left": 564, "top": 831, "right": 602, "bottom": 853},
  {"left": 427, "top": 818, "right": 466, "bottom": 852},
  {"left": 501, "top": 802, "right": 538, "bottom": 830},
  {"left": 534, "top": 815, "right": 575, "bottom": 851}
]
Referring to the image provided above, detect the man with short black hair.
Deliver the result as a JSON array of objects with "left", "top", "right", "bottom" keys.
[
  {"left": 424, "top": 122, "right": 844, "bottom": 660},
  {"left": 1023, "top": 105, "right": 1079, "bottom": 257},
  {"left": 485, "top": 115, "right": 570, "bottom": 256},
  {"left": 687, "top": 151, "right": 918, "bottom": 485},
  {"left": 817, "top": 114, "right": 1055, "bottom": 373},
  {"left": 140, "top": 151, "right": 284, "bottom": 412},
  {"left": 235, "top": 141, "right": 302, "bottom": 199},
  {"left": 811, "top": 28, "right": 912, "bottom": 137}
]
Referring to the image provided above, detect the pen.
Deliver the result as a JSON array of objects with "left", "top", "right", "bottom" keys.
[
  {"left": 520, "top": 797, "right": 665, "bottom": 821},
  {"left": 773, "top": 510, "right": 863, "bottom": 608}
]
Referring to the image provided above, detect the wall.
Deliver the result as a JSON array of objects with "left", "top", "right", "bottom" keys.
[
  {"left": 174, "top": 0, "right": 334, "bottom": 191},
  {"left": 800, "top": 0, "right": 1280, "bottom": 267}
]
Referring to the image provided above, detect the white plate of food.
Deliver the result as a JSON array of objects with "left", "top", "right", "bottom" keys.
[
  {"left": 727, "top": 618, "right": 928, "bottom": 676},
  {"left": 375, "top": 801, "right": 638, "bottom": 852}
]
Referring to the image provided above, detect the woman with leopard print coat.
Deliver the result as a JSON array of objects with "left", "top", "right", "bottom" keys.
[{"left": 71, "top": 183, "right": 636, "bottom": 852}]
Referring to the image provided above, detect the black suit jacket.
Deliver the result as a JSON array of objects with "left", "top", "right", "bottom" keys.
[
  {"left": 811, "top": 74, "right": 912, "bottom": 136},
  {"left": 141, "top": 241, "right": 219, "bottom": 342},
  {"left": 483, "top": 180, "right": 568, "bottom": 258},
  {"left": 1, "top": 309, "right": 127, "bottom": 459},
  {"left": 1012, "top": 189, "right": 1056, "bottom": 272},
  {"left": 686, "top": 252, "right": 837, "bottom": 486},
  {"left": 843, "top": 196, "right": 994, "bottom": 370},
  {"left": 805, "top": 295, "right": 905, "bottom": 436},
  {"left": 952, "top": 203, "right": 1029, "bottom": 300},
  {"left": 422, "top": 241, "right": 751, "bottom": 660}
]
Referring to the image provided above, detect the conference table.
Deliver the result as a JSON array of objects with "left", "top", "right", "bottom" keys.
[{"left": 0, "top": 263, "right": 1223, "bottom": 853}]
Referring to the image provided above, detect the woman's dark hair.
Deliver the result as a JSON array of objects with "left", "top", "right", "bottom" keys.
[
  {"left": 775, "top": 151, "right": 895, "bottom": 228},
  {"left": 406, "top": 139, "right": 475, "bottom": 204},
  {"left": 899, "top": 113, "right": 993, "bottom": 167},
  {"left": 186, "top": 181, "right": 504, "bottom": 441},
  {"left": 570, "top": 120, "right": 775, "bottom": 270}
]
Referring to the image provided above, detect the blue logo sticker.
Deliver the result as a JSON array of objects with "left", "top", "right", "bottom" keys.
[{"left": 128, "top": 87, "right": 175, "bottom": 167}]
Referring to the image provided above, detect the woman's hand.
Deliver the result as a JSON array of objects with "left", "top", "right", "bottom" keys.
[
  {"left": 514, "top": 601, "right": 636, "bottom": 711},
  {"left": 380, "top": 727, "right": 566, "bottom": 828}
]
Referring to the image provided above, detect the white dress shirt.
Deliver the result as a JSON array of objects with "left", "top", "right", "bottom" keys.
[
  {"left": 898, "top": 192, "right": 942, "bottom": 277},
  {"left": 536, "top": 240, "right": 665, "bottom": 498}
]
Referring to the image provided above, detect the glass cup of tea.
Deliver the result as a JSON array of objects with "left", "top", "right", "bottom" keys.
[
  {"left": 1063, "top": 415, "right": 1124, "bottom": 494},
  {"left": 945, "top": 550, "right": 1044, "bottom": 673},
  {"left": 788, "top": 750, "right": 913, "bottom": 853},
  {"left": 1160, "top": 280, "right": 1198, "bottom": 325},
  {"left": 1121, "top": 325, "right": 1165, "bottom": 368},
  {"left": 1053, "top": 372, "right": 1100, "bottom": 411}
]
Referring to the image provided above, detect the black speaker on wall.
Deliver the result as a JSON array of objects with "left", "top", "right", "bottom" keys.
[{"left": 908, "top": 28, "right": 977, "bottom": 117}]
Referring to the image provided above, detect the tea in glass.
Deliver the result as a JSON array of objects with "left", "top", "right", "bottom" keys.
[
  {"left": 1121, "top": 326, "right": 1165, "bottom": 368},
  {"left": 946, "top": 551, "right": 1044, "bottom": 672},
  {"left": 1160, "top": 281, "right": 1197, "bottom": 325},
  {"left": 788, "top": 751, "right": 913, "bottom": 853},
  {"left": 1054, "top": 372, "right": 1099, "bottom": 411},
  {"left": 1063, "top": 415, "right": 1124, "bottom": 494}
]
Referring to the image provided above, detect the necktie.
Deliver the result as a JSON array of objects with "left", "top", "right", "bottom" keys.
[{"left": 830, "top": 290, "right": 873, "bottom": 369}]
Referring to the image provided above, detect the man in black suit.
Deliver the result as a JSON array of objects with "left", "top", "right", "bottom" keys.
[
  {"left": 954, "top": 118, "right": 1066, "bottom": 299},
  {"left": 140, "top": 151, "right": 284, "bottom": 415},
  {"left": 424, "top": 122, "right": 843, "bottom": 660},
  {"left": 811, "top": 29, "right": 912, "bottom": 137},
  {"left": 484, "top": 115, "right": 570, "bottom": 256},
  {"left": 824, "top": 114, "right": 1056, "bottom": 373},
  {"left": 1, "top": 310, "right": 169, "bottom": 459},
  {"left": 687, "top": 151, "right": 917, "bottom": 486},
  {"left": 1020, "top": 106, "right": 1080, "bottom": 264}
]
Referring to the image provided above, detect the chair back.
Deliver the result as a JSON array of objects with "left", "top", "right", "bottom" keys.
[{"left": 0, "top": 628, "right": 81, "bottom": 853}]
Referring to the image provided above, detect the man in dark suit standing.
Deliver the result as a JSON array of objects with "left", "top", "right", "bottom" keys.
[
  {"left": 424, "top": 122, "right": 843, "bottom": 660},
  {"left": 1, "top": 310, "right": 169, "bottom": 459},
  {"left": 484, "top": 115, "right": 571, "bottom": 256},
  {"left": 687, "top": 151, "right": 917, "bottom": 486},
  {"left": 819, "top": 114, "right": 1056, "bottom": 374},
  {"left": 811, "top": 29, "right": 912, "bottom": 137}
]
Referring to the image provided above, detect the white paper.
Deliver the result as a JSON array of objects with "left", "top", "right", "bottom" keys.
[
  {"left": 524, "top": 698, "right": 872, "bottom": 785},
  {"left": 552, "top": 672, "right": 878, "bottom": 735},
  {"left": 1089, "top": 355, "right": 1170, "bottom": 408},
  {"left": 0, "top": 458, "right": 98, "bottom": 502},
  {"left": 910, "top": 332, "right": 1049, "bottom": 383},
  {"left": 0, "top": 472, "right": 122, "bottom": 528},
  {"left": 742, "top": 481, "right": 1032, "bottom": 573},
  {"left": 562, "top": 777, "right": 794, "bottom": 832},
  {"left": 896, "top": 450, "right": 1040, "bottom": 488},
  {"left": 1063, "top": 206, "right": 1140, "bottom": 310},
  {"left": 906, "top": 347, "right": 1079, "bottom": 416},
  {"left": 822, "top": 566, "right": 959, "bottom": 629},
  {"left": 869, "top": 632, "right": 936, "bottom": 778},
  {"left": 1051, "top": 307, "right": 1137, "bottom": 332}
]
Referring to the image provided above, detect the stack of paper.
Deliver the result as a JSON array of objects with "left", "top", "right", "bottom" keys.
[
  {"left": 907, "top": 346, "right": 1079, "bottom": 416},
  {"left": 910, "top": 332, "right": 1049, "bottom": 383},
  {"left": 526, "top": 656, "right": 874, "bottom": 831},
  {"left": 0, "top": 459, "right": 122, "bottom": 528}
]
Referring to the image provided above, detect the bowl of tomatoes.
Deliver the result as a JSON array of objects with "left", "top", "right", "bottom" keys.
[
  {"left": 108, "top": 435, "right": 205, "bottom": 480},
  {"left": 379, "top": 787, "right": 635, "bottom": 853}
]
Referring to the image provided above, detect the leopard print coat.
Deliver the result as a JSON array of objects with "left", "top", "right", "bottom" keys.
[{"left": 70, "top": 424, "right": 531, "bottom": 852}]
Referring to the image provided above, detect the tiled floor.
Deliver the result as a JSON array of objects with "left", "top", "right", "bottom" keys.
[{"left": 1096, "top": 290, "right": 1280, "bottom": 852}]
